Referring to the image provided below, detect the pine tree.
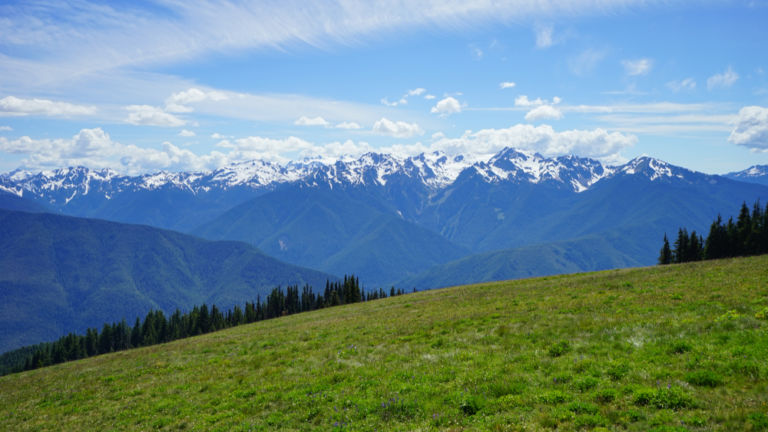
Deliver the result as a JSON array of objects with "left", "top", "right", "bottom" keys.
[{"left": 658, "top": 234, "right": 672, "bottom": 264}]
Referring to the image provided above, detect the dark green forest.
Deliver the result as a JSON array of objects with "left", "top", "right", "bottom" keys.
[
  {"left": 659, "top": 201, "right": 768, "bottom": 264},
  {"left": 0, "top": 276, "right": 407, "bottom": 376}
]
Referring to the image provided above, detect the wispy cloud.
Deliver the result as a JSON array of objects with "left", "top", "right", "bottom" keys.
[
  {"left": 125, "top": 105, "right": 186, "bottom": 127},
  {"left": 621, "top": 58, "right": 653, "bottom": 76},
  {"left": 499, "top": 81, "right": 516, "bottom": 89},
  {"left": 335, "top": 121, "right": 362, "bottom": 130},
  {"left": 534, "top": 24, "right": 554, "bottom": 48},
  {"left": 0, "top": 1, "right": 655, "bottom": 94},
  {"left": 0, "top": 96, "right": 96, "bottom": 117},
  {"left": 707, "top": 66, "right": 739, "bottom": 90},
  {"left": 667, "top": 78, "right": 696, "bottom": 92},
  {"left": 568, "top": 49, "right": 605, "bottom": 76}
]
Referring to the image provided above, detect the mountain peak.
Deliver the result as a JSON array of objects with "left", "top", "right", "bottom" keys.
[{"left": 618, "top": 156, "right": 690, "bottom": 181}]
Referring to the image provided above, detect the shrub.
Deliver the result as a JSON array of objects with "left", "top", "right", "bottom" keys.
[
  {"left": 574, "top": 376, "right": 599, "bottom": 392},
  {"left": 715, "top": 310, "right": 742, "bottom": 322},
  {"left": 606, "top": 362, "right": 630, "bottom": 381},
  {"left": 634, "top": 387, "right": 694, "bottom": 410},
  {"left": 685, "top": 370, "right": 723, "bottom": 387},
  {"left": 594, "top": 388, "right": 617, "bottom": 404},
  {"left": 548, "top": 341, "right": 570, "bottom": 357},
  {"left": 552, "top": 372, "right": 572, "bottom": 385},
  {"left": 574, "top": 413, "right": 608, "bottom": 428},
  {"left": 488, "top": 379, "right": 526, "bottom": 397},
  {"left": 755, "top": 307, "right": 768, "bottom": 320},
  {"left": 567, "top": 401, "right": 599, "bottom": 415},
  {"left": 539, "top": 390, "right": 571, "bottom": 404},
  {"left": 748, "top": 412, "right": 768, "bottom": 431},
  {"left": 459, "top": 395, "right": 484, "bottom": 416},
  {"left": 669, "top": 341, "right": 692, "bottom": 354}
]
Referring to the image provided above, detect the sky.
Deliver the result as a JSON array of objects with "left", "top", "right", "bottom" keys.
[{"left": 0, "top": 0, "right": 767, "bottom": 175}]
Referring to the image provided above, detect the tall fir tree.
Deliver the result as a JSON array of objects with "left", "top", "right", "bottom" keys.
[{"left": 658, "top": 234, "right": 672, "bottom": 264}]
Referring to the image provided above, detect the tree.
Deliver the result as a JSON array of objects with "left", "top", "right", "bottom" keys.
[
  {"left": 704, "top": 215, "right": 727, "bottom": 260},
  {"left": 658, "top": 234, "right": 672, "bottom": 264}
]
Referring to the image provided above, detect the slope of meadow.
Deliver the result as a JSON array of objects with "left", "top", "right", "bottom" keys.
[{"left": 1, "top": 256, "right": 768, "bottom": 431}]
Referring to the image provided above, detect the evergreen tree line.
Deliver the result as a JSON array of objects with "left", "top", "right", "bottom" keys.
[
  {"left": 659, "top": 201, "right": 768, "bottom": 265},
  {"left": 1, "top": 275, "right": 409, "bottom": 376}
]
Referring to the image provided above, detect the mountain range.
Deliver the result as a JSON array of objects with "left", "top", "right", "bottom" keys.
[
  {"left": 2, "top": 149, "right": 768, "bottom": 289},
  {"left": 0, "top": 209, "right": 333, "bottom": 353}
]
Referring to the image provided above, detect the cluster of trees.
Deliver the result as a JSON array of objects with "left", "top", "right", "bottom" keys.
[
  {"left": 659, "top": 201, "right": 768, "bottom": 264},
  {"left": 2, "top": 276, "right": 408, "bottom": 375}
]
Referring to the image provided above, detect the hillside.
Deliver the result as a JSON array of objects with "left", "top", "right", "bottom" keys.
[
  {"left": 193, "top": 184, "right": 469, "bottom": 287},
  {"left": 397, "top": 233, "right": 645, "bottom": 290},
  {"left": 0, "top": 190, "right": 49, "bottom": 213},
  {"left": 0, "top": 209, "right": 334, "bottom": 353},
  {"left": 1, "top": 256, "right": 767, "bottom": 430}
]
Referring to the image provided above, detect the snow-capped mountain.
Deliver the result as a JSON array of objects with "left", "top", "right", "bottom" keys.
[
  {"left": 725, "top": 165, "right": 768, "bottom": 186},
  {"left": 0, "top": 147, "right": 699, "bottom": 204},
  {"left": 470, "top": 148, "right": 611, "bottom": 192},
  {"left": 2, "top": 146, "right": 767, "bottom": 292}
]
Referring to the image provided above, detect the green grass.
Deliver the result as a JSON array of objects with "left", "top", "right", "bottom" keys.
[{"left": 2, "top": 256, "right": 768, "bottom": 431}]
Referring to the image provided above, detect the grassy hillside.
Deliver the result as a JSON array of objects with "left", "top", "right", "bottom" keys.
[
  {"left": 2, "top": 256, "right": 768, "bottom": 431},
  {"left": 0, "top": 209, "right": 334, "bottom": 353}
]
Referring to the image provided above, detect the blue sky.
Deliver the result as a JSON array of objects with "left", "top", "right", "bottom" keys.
[{"left": 1, "top": 0, "right": 767, "bottom": 174}]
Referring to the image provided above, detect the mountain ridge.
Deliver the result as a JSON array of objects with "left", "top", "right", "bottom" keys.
[{"left": 0, "top": 208, "right": 335, "bottom": 353}]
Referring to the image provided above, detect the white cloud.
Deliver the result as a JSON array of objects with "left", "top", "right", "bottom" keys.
[
  {"left": 217, "top": 135, "right": 375, "bottom": 164},
  {"left": 165, "top": 88, "right": 228, "bottom": 113},
  {"left": 535, "top": 24, "right": 553, "bottom": 48},
  {"left": 432, "top": 124, "right": 636, "bottom": 162},
  {"left": 621, "top": 58, "right": 653, "bottom": 76},
  {"left": 515, "top": 95, "right": 544, "bottom": 107},
  {"left": 667, "top": 78, "right": 696, "bottom": 92},
  {"left": 125, "top": 105, "right": 186, "bottom": 127},
  {"left": 178, "top": 129, "right": 196, "bottom": 137},
  {"left": 431, "top": 97, "right": 462, "bottom": 116},
  {"left": 729, "top": 106, "right": 768, "bottom": 151},
  {"left": 515, "top": 95, "right": 561, "bottom": 107},
  {"left": 568, "top": 49, "right": 605, "bottom": 76},
  {"left": 381, "top": 88, "right": 429, "bottom": 107},
  {"left": 499, "top": 82, "right": 516, "bottom": 89},
  {"left": 707, "top": 66, "right": 739, "bottom": 90},
  {"left": 372, "top": 118, "right": 424, "bottom": 138},
  {"left": 0, "top": 122, "right": 637, "bottom": 174},
  {"left": 0, "top": 128, "right": 228, "bottom": 174},
  {"left": 295, "top": 116, "right": 330, "bottom": 127},
  {"left": 381, "top": 97, "right": 399, "bottom": 107},
  {"left": 0, "top": 126, "right": 12, "bottom": 131},
  {"left": 0, "top": 96, "right": 96, "bottom": 117},
  {"left": 525, "top": 105, "right": 563, "bottom": 122},
  {"left": 424, "top": 94, "right": 436, "bottom": 100},
  {"left": 335, "top": 121, "right": 362, "bottom": 130},
  {"left": 211, "top": 133, "right": 232, "bottom": 139}
]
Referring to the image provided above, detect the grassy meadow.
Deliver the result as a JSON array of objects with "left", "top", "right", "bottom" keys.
[{"left": 1, "top": 256, "right": 768, "bottom": 431}]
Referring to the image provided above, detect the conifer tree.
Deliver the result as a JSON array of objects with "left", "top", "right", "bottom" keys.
[{"left": 658, "top": 234, "right": 672, "bottom": 264}]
